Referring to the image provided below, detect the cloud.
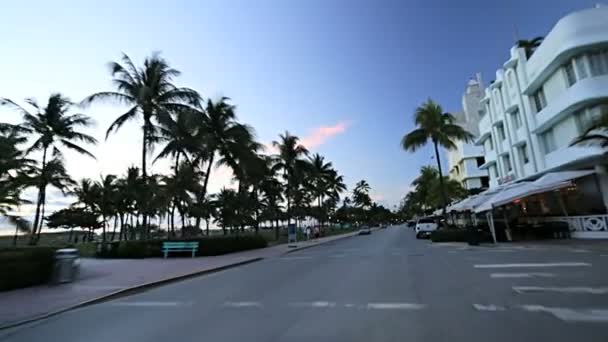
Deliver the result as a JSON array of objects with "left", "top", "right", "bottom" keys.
[{"left": 301, "top": 121, "right": 350, "bottom": 149}]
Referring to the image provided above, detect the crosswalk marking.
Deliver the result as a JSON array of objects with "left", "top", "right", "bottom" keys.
[
  {"left": 474, "top": 262, "right": 591, "bottom": 268},
  {"left": 521, "top": 305, "right": 608, "bottom": 322},
  {"left": 513, "top": 286, "right": 608, "bottom": 294},
  {"left": 490, "top": 272, "right": 555, "bottom": 278}
]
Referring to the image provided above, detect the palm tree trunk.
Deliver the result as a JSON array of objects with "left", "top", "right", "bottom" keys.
[
  {"left": 35, "top": 189, "right": 47, "bottom": 243},
  {"left": 274, "top": 219, "right": 279, "bottom": 240},
  {"left": 101, "top": 215, "right": 107, "bottom": 242},
  {"left": 141, "top": 120, "right": 149, "bottom": 234},
  {"left": 119, "top": 214, "right": 125, "bottom": 241},
  {"left": 13, "top": 224, "right": 19, "bottom": 247},
  {"left": 30, "top": 146, "right": 48, "bottom": 245},
  {"left": 205, "top": 218, "right": 210, "bottom": 236},
  {"left": 433, "top": 140, "right": 448, "bottom": 217},
  {"left": 196, "top": 155, "right": 215, "bottom": 228}
]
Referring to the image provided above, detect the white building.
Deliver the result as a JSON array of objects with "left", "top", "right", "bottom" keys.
[
  {"left": 475, "top": 5, "right": 608, "bottom": 188},
  {"left": 469, "top": 5, "right": 608, "bottom": 238},
  {"left": 447, "top": 75, "right": 490, "bottom": 190}
]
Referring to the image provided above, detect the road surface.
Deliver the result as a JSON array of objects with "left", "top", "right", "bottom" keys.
[{"left": 2, "top": 226, "right": 608, "bottom": 341}]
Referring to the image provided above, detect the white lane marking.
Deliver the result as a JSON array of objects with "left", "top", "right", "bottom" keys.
[
  {"left": 473, "top": 304, "right": 506, "bottom": 311},
  {"left": 109, "top": 301, "right": 192, "bottom": 307},
  {"left": 366, "top": 303, "right": 426, "bottom": 310},
  {"left": 279, "top": 256, "right": 314, "bottom": 260},
  {"left": 223, "top": 301, "right": 262, "bottom": 308},
  {"left": 329, "top": 254, "right": 346, "bottom": 258},
  {"left": 474, "top": 262, "right": 591, "bottom": 269},
  {"left": 289, "top": 301, "right": 336, "bottom": 308},
  {"left": 490, "top": 272, "right": 555, "bottom": 279},
  {"left": 344, "top": 303, "right": 355, "bottom": 308},
  {"left": 521, "top": 305, "right": 608, "bottom": 322},
  {"left": 513, "top": 286, "right": 608, "bottom": 294},
  {"left": 569, "top": 249, "right": 591, "bottom": 253}
]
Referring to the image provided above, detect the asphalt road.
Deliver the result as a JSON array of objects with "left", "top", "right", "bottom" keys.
[{"left": 3, "top": 226, "right": 608, "bottom": 342}]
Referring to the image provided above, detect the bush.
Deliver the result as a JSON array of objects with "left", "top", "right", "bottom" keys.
[
  {"left": 96, "top": 235, "right": 268, "bottom": 258},
  {"left": 0, "top": 247, "right": 55, "bottom": 291}
]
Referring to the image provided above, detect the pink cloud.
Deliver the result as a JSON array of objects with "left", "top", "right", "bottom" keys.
[{"left": 301, "top": 121, "right": 350, "bottom": 149}]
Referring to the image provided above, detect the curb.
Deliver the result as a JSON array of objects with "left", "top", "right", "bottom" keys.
[
  {"left": 284, "top": 232, "right": 359, "bottom": 254},
  {"left": 0, "top": 257, "right": 263, "bottom": 331}
]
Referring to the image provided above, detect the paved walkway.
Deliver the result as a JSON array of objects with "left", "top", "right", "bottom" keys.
[{"left": 0, "top": 232, "right": 359, "bottom": 328}]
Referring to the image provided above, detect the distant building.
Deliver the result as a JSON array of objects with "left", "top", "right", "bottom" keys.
[{"left": 446, "top": 75, "right": 490, "bottom": 190}]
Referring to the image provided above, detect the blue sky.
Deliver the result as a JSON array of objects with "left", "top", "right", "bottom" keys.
[{"left": 0, "top": 0, "right": 593, "bottom": 211}]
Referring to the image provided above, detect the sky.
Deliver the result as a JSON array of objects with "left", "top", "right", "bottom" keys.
[{"left": 0, "top": 0, "right": 595, "bottom": 220}]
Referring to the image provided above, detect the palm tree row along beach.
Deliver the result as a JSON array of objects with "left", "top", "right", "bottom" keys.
[{"left": 1, "top": 52, "right": 398, "bottom": 246}]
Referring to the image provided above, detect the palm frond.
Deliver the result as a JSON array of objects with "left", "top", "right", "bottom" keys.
[
  {"left": 105, "top": 106, "right": 138, "bottom": 139},
  {"left": 60, "top": 139, "right": 96, "bottom": 159}
]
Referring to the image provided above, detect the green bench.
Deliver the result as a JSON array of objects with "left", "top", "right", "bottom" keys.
[{"left": 162, "top": 241, "right": 199, "bottom": 258}]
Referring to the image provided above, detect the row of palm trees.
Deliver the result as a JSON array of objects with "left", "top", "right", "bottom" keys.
[{"left": 0, "top": 52, "right": 355, "bottom": 245}]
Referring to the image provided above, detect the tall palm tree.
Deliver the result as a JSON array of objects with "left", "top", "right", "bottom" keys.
[
  {"left": 193, "top": 97, "right": 256, "bottom": 227},
  {"left": 353, "top": 180, "right": 372, "bottom": 208},
  {"left": 401, "top": 99, "right": 474, "bottom": 216},
  {"left": 82, "top": 52, "right": 201, "bottom": 231},
  {"left": 30, "top": 157, "right": 76, "bottom": 242},
  {"left": 308, "top": 153, "right": 333, "bottom": 212},
  {"left": 0, "top": 124, "right": 34, "bottom": 246},
  {"left": 272, "top": 131, "right": 309, "bottom": 225},
  {"left": 1, "top": 94, "right": 97, "bottom": 243}
]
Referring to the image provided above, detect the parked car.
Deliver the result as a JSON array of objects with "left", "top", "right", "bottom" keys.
[
  {"left": 406, "top": 220, "right": 416, "bottom": 229},
  {"left": 358, "top": 225, "right": 371, "bottom": 235},
  {"left": 415, "top": 218, "right": 438, "bottom": 239}
]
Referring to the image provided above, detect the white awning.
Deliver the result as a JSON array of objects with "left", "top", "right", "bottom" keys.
[{"left": 473, "top": 170, "right": 595, "bottom": 213}]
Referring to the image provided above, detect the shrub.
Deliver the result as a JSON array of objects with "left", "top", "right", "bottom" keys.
[
  {"left": 96, "top": 235, "right": 268, "bottom": 258},
  {"left": 0, "top": 247, "right": 55, "bottom": 291},
  {"left": 430, "top": 229, "right": 468, "bottom": 242}
]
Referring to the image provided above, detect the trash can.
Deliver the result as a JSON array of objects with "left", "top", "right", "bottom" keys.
[{"left": 54, "top": 248, "right": 80, "bottom": 283}]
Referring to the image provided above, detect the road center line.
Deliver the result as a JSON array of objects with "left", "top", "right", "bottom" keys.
[
  {"left": 473, "top": 304, "right": 506, "bottom": 311},
  {"left": 474, "top": 262, "right": 591, "bottom": 268},
  {"left": 366, "top": 303, "right": 426, "bottom": 310},
  {"left": 223, "top": 301, "right": 262, "bottom": 308},
  {"left": 289, "top": 301, "right": 336, "bottom": 308},
  {"left": 521, "top": 305, "right": 608, "bottom": 322},
  {"left": 513, "top": 286, "right": 608, "bottom": 294},
  {"left": 490, "top": 272, "right": 555, "bottom": 278}
]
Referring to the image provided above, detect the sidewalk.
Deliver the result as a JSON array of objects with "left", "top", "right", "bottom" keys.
[{"left": 0, "top": 231, "right": 358, "bottom": 329}]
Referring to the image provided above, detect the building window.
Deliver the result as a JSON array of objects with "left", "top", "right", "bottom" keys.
[
  {"left": 589, "top": 50, "right": 608, "bottom": 76},
  {"left": 574, "top": 56, "right": 588, "bottom": 79},
  {"left": 532, "top": 87, "right": 547, "bottom": 113},
  {"left": 564, "top": 62, "right": 576, "bottom": 87},
  {"left": 511, "top": 109, "right": 522, "bottom": 129},
  {"left": 497, "top": 124, "right": 506, "bottom": 141},
  {"left": 481, "top": 176, "right": 490, "bottom": 188},
  {"left": 476, "top": 157, "right": 485, "bottom": 167},
  {"left": 540, "top": 129, "right": 557, "bottom": 154},
  {"left": 503, "top": 154, "right": 512, "bottom": 174},
  {"left": 519, "top": 143, "right": 529, "bottom": 165}
]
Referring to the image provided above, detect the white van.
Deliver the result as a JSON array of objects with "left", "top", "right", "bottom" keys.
[{"left": 415, "top": 218, "right": 438, "bottom": 239}]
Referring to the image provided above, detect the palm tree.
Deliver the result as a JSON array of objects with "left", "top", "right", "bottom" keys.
[
  {"left": 82, "top": 52, "right": 201, "bottom": 231},
  {"left": 1, "top": 94, "right": 97, "bottom": 243},
  {"left": 401, "top": 99, "right": 474, "bottom": 216},
  {"left": 30, "top": 157, "right": 76, "bottom": 242},
  {"left": 308, "top": 153, "right": 333, "bottom": 221},
  {"left": 570, "top": 108, "right": 608, "bottom": 147},
  {"left": 516, "top": 36, "right": 544, "bottom": 59},
  {"left": 272, "top": 131, "right": 309, "bottom": 225},
  {"left": 353, "top": 180, "right": 372, "bottom": 208}
]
